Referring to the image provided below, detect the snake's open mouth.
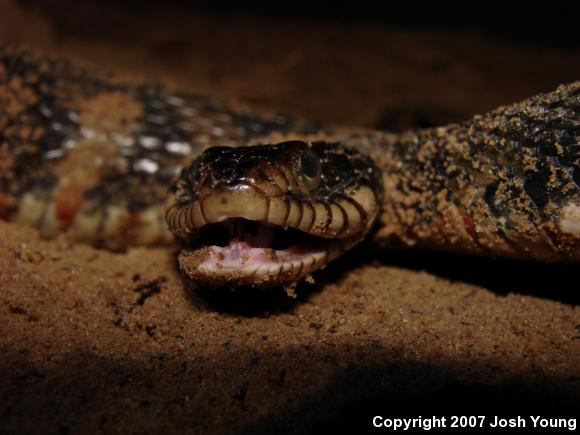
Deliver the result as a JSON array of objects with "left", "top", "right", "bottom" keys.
[
  {"left": 166, "top": 141, "right": 382, "bottom": 288},
  {"left": 178, "top": 218, "right": 346, "bottom": 287}
]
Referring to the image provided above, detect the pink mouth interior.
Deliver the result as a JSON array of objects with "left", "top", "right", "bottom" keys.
[{"left": 189, "top": 219, "right": 326, "bottom": 270}]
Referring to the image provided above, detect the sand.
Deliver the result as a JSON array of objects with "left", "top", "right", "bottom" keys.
[{"left": 1, "top": 2, "right": 579, "bottom": 433}]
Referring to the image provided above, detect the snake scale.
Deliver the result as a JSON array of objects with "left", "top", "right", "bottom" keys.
[{"left": 1, "top": 47, "right": 579, "bottom": 288}]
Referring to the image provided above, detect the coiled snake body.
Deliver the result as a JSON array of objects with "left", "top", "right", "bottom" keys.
[{"left": 1, "top": 48, "right": 579, "bottom": 287}]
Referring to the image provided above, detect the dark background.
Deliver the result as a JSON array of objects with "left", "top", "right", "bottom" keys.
[{"left": 21, "top": 0, "right": 580, "bottom": 47}]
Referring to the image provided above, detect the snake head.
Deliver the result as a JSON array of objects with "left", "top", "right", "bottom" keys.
[{"left": 165, "top": 140, "right": 383, "bottom": 288}]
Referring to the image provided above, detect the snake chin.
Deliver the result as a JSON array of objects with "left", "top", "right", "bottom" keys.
[{"left": 177, "top": 218, "right": 354, "bottom": 288}]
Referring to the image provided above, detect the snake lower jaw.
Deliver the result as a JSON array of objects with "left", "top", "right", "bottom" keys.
[{"left": 176, "top": 218, "right": 361, "bottom": 288}]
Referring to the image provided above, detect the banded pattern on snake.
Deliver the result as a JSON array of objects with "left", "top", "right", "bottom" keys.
[{"left": 1, "top": 47, "right": 579, "bottom": 288}]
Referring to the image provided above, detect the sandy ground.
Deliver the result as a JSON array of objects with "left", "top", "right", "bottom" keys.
[{"left": 1, "top": 1, "right": 579, "bottom": 433}]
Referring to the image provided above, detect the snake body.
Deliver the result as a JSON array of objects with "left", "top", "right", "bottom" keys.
[{"left": 1, "top": 47, "right": 579, "bottom": 287}]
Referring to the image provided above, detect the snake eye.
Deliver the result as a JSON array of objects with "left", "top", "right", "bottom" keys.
[{"left": 299, "top": 150, "right": 321, "bottom": 191}]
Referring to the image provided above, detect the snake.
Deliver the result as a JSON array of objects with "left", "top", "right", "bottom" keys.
[{"left": 1, "top": 47, "right": 579, "bottom": 288}]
